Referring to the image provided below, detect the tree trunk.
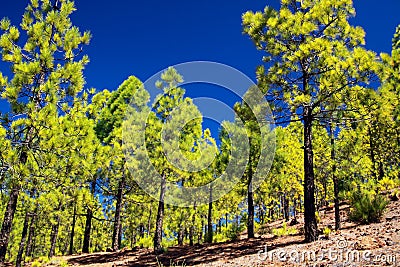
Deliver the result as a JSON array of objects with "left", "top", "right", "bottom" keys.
[
  {"left": 48, "top": 214, "right": 61, "bottom": 258},
  {"left": 82, "top": 208, "right": 92, "bottom": 253},
  {"left": 283, "top": 194, "right": 289, "bottom": 222},
  {"left": 330, "top": 121, "right": 340, "bottom": 231},
  {"left": 177, "top": 220, "right": 184, "bottom": 246},
  {"left": 83, "top": 178, "right": 96, "bottom": 253},
  {"left": 247, "top": 155, "right": 254, "bottom": 238},
  {"left": 207, "top": 185, "right": 213, "bottom": 243},
  {"left": 154, "top": 174, "right": 166, "bottom": 252},
  {"left": 189, "top": 203, "right": 196, "bottom": 246},
  {"left": 118, "top": 222, "right": 123, "bottom": 249},
  {"left": 112, "top": 175, "right": 125, "bottom": 251},
  {"left": 303, "top": 108, "right": 318, "bottom": 242},
  {"left": 16, "top": 211, "right": 30, "bottom": 267},
  {"left": 0, "top": 186, "right": 20, "bottom": 262},
  {"left": 368, "top": 127, "right": 377, "bottom": 180},
  {"left": 25, "top": 207, "right": 37, "bottom": 257},
  {"left": 147, "top": 206, "right": 152, "bottom": 237},
  {"left": 69, "top": 205, "right": 77, "bottom": 255}
]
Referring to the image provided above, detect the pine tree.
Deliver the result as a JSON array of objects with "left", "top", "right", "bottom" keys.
[
  {"left": 0, "top": 0, "right": 90, "bottom": 261},
  {"left": 243, "top": 0, "right": 378, "bottom": 242}
]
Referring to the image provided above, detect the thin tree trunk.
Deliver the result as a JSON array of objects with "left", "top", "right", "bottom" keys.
[
  {"left": 83, "top": 178, "right": 96, "bottom": 253},
  {"left": 0, "top": 186, "right": 20, "bottom": 262},
  {"left": 16, "top": 211, "right": 30, "bottom": 267},
  {"left": 69, "top": 205, "right": 77, "bottom": 255},
  {"left": 283, "top": 194, "right": 289, "bottom": 222},
  {"left": 112, "top": 175, "right": 125, "bottom": 251},
  {"left": 189, "top": 203, "right": 196, "bottom": 246},
  {"left": 82, "top": 209, "right": 92, "bottom": 253},
  {"left": 303, "top": 108, "right": 318, "bottom": 242},
  {"left": 177, "top": 219, "right": 184, "bottom": 246},
  {"left": 48, "top": 213, "right": 61, "bottom": 258},
  {"left": 118, "top": 222, "right": 123, "bottom": 249},
  {"left": 207, "top": 185, "right": 213, "bottom": 243},
  {"left": 330, "top": 121, "right": 340, "bottom": 230},
  {"left": 154, "top": 174, "right": 166, "bottom": 252},
  {"left": 25, "top": 207, "right": 37, "bottom": 257},
  {"left": 247, "top": 154, "right": 254, "bottom": 238},
  {"left": 369, "top": 127, "right": 377, "bottom": 180},
  {"left": 147, "top": 206, "right": 152, "bottom": 237}
]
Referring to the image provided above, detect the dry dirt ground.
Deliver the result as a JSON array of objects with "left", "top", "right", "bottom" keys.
[{"left": 27, "top": 199, "right": 400, "bottom": 267}]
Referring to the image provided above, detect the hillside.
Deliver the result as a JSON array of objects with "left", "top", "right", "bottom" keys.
[{"left": 36, "top": 199, "right": 400, "bottom": 267}]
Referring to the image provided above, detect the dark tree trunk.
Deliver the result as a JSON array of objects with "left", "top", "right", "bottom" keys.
[
  {"left": 330, "top": 121, "right": 340, "bottom": 231},
  {"left": 207, "top": 185, "right": 213, "bottom": 243},
  {"left": 16, "top": 211, "right": 30, "bottom": 267},
  {"left": 82, "top": 208, "right": 92, "bottom": 253},
  {"left": 154, "top": 174, "right": 166, "bottom": 252},
  {"left": 48, "top": 214, "right": 61, "bottom": 258},
  {"left": 283, "top": 194, "right": 290, "bottom": 222},
  {"left": 0, "top": 186, "right": 20, "bottom": 262},
  {"left": 118, "top": 222, "right": 123, "bottom": 249},
  {"left": 139, "top": 224, "right": 145, "bottom": 238},
  {"left": 177, "top": 222, "right": 184, "bottom": 246},
  {"left": 147, "top": 206, "right": 152, "bottom": 237},
  {"left": 369, "top": 127, "right": 377, "bottom": 180},
  {"left": 199, "top": 219, "right": 204, "bottom": 243},
  {"left": 83, "top": 178, "right": 96, "bottom": 253},
  {"left": 225, "top": 213, "right": 228, "bottom": 228},
  {"left": 25, "top": 208, "right": 37, "bottom": 257},
  {"left": 69, "top": 205, "right": 77, "bottom": 255},
  {"left": 112, "top": 175, "right": 125, "bottom": 251},
  {"left": 189, "top": 203, "right": 196, "bottom": 246},
  {"left": 247, "top": 156, "right": 254, "bottom": 238},
  {"left": 303, "top": 108, "right": 318, "bottom": 242}
]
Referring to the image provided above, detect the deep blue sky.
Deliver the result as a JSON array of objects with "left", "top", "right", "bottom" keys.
[{"left": 0, "top": 0, "right": 399, "bottom": 134}]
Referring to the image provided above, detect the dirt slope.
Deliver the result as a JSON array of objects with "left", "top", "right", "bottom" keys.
[{"left": 48, "top": 200, "right": 400, "bottom": 267}]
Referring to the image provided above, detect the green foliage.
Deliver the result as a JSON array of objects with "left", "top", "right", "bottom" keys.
[
  {"left": 349, "top": 190, "right": 388, "bottom": 224},
  {"left": 322, "top": 226, "right": 332, "bottom": 238},
  {"left": 271, "top": 222, "right": 297, "bottom": 237}
]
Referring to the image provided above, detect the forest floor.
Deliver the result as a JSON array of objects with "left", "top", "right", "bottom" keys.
[{"left": 34, "top": 199, "right": 400, "bottom": 267}]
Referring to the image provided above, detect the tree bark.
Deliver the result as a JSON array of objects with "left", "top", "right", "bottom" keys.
[
  {"left": 247, "top": 154, "right": 254, "bottom": 238},
  {"left": 48, "top": 214, "right": 61, "bottom": 258},
  {"left": 154, "top": 174, "right": 166, "bottom": 252},
  {"left": 283, "top": 194, "right": 290, "bottom": 222},
  {"left": 0, "top": 186, "right": 20, "bottom": 262},
  {"left": 68, "top": 205, "right": 77, "bottom": 255},
  {"left": 82, "top": 178, "right": 96, "bottom": 253},
  {"left": 177, "top": 220, "right": 184, "bottom": 246},
  {"left": 189, "top": 203, "right": 196, "bottom": 246},
  {"left": 207, "top": 185, "right": 213, "bottom": 243},
  {"left": 16, "top": 211, "right": 30, "bottom": 267},
  {"left": 112, "top": 175, "right": 125, "bottom": 251},
  {"left": 330, "top": 120, "right": 340, "bottom": 231},
  {"left": 25, "top": 207, "right": 37, "bottom": 257},
  {"left": 147, "top": 206, "right": 152, "bottom": 237},
  {"left": 303, "top": 107, "right": 318, "bottom": 242}
]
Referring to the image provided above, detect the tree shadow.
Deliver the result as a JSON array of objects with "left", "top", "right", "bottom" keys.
[
  {"left": 66, "top": 236, "right": 305, "bottom": 266},
  {"left": 125, "top": 236, "right": 305, "bottom": 266}
]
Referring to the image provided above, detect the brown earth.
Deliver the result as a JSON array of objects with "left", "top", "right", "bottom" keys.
[{"left": 24, "top": 199, "right": 400, "bottom": 267}]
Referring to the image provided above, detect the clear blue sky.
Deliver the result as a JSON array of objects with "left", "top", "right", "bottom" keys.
[
  {"left": 0, "top": 0, "right": 399, "bottom": 133},
  {"left": 1, "top": 1, "right": 399, "bottom": 90}
]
